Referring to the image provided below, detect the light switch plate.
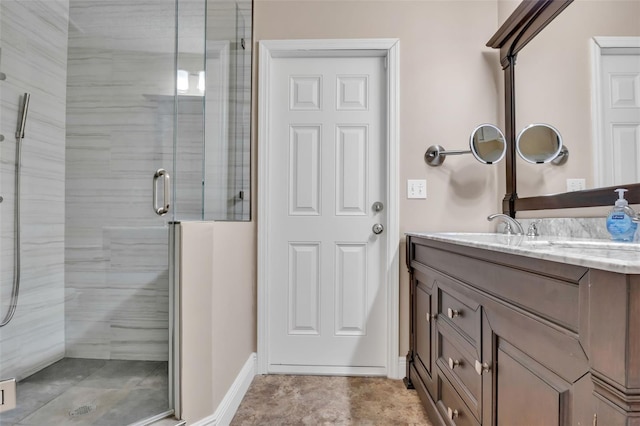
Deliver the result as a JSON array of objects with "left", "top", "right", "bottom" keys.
[
  {"left": 566, "top": 178, "right": 586, "bottom": 192},
  {"left": 407, "top": 179, "right": 427, "bottom": 199}
]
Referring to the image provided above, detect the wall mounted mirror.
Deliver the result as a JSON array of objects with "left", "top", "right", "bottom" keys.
[
  {"left": 425, "top": 124, "right": 506, "bottom": 166},
  {"left": 471, "top": 124, "right": 507, "bottom": 164},
  {"left": 488, "top": 0, "right": 640, "bottom": 214},
  {"left": 516, "top": 123, "right": 563, "bottom": 164},
  {"left": 513, "top": 0, "right": 640, "bottom": 200}
]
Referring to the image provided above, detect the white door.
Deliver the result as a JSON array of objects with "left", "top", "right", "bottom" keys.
[
  {"left": 595, "top": 42, "right": 640, "bottom": 186},
  {"left": 265, "top": 54, "right": 387, "bottom": 375}
]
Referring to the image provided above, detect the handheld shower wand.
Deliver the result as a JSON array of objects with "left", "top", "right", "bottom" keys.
[
  {"left": 1, "top": 93, "right": 30, "bottom": 327},
  {"left": 16, "top": 92, "right": 30, "bottom": 139}
]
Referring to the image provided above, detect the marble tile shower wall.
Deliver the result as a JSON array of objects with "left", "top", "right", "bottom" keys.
[
  {"left": 0, "top": 1, "right": 69, "bottom": 380},
  {"left": 64, "top": 1, "right": 177, "bottom": 360}
]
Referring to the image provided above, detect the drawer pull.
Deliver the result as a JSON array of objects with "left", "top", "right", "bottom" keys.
[
  {"left": 475, "top": 359, "right": 491, "bottom": 375},
  {"left": 448, "top": 357, "right": 461, "bottom": 370},
  {"left": 425, "top": 313, "right": 437, "bottom": 322},
  {"left": 447, "top": 407, "right": 459, "bottom": 420},
  {"left": 447, "top": 308, "right": 461, "bottom": 319}
]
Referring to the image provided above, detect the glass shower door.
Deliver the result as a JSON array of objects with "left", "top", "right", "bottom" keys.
[{"left": 0, "top": 1, "right": 182, "bottom": 424}]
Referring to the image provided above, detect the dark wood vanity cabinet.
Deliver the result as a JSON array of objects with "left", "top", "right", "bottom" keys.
[{"left": 405, "top": 235, "right": 640, "bottom": 426}]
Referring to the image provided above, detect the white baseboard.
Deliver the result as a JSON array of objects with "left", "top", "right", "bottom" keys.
[{"left": 191, "top": 353, "right": 257, "bottom": 426}]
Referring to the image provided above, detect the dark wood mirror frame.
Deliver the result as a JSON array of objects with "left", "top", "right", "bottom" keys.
[{"left": 487, "top": 0, "right": 640, "bottom": 217}]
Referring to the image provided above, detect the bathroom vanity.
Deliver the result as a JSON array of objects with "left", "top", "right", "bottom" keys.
[{"left": 405, "top": 232, "right": 640, "bottom": 426}]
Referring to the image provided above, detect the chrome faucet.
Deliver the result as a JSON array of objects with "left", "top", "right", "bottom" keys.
[{"left": 487, "top": 213, "right": 524, "bottom": 235}]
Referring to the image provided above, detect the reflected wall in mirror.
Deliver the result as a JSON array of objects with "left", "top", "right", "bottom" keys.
[
  {"left": 514, "top": 0, "right": 640, "bottom": 198},
  {"left": 516, "top": 123, "right": 562, "bottom": 164},
  {"left": 470, "top": 124, "right": 507, "bottom": 164}
]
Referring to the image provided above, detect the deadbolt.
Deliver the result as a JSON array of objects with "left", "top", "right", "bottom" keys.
[
  {"left": 372, "top": 201, "right": 384, "bottom": 212},
  {"left": 372, "top": 223, "right": 384, "bottom": 235}
]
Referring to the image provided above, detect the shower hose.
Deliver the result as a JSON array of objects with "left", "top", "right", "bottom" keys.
[{"left": 0, "top": 93, "right": 29, "bottom": 327}]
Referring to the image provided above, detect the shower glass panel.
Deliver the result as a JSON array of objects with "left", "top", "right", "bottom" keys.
[
  {"left": 205, "top": 0, "right": 252, "bottom": 221},
  {"left": 0, "top": 0, "right": 250, "bottom": 423},
  {"left": 174, "top": 0, "right": 252, "bottom": 221},
  {"left": 0, "top": 0, "right": 180, "bottom": 424}
]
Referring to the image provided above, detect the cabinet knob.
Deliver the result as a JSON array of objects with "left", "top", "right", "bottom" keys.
[
  {"left": 447, "top": 307, "right": 461, "bottom": 319},
  {"left": 425, "top": 312, "right": 437, "bottom": 322},
  {"left": 447, "top": 407, "right": 459, "bottom": 420},
  {"left": 474, "top": 359, "right": 491, "bottom": 375},
  {"left": 448, "top": 357, "right": 461, "bottom": 370}
]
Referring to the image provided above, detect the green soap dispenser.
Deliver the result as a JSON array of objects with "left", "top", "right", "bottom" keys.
[{"left": 606, "top": 188, "right": 637, "bottom": 242}]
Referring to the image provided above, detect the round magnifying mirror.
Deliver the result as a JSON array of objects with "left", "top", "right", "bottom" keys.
[
  {"left": 516, "top": 123, "right": 563, "bottom": 164},
  {"left": 469, "top": 124, "right": 506, "bottom": 164}
]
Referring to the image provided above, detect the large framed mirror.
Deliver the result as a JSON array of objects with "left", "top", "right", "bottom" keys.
[{"left": 488, "top": 0, "right": 640, "bottom": 215}]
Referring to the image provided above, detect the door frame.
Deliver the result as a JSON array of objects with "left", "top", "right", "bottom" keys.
[
  {"left": 257, "top": 39, "right": 400, "bottom": 378},
  {"left": 591, "top": 36, "right": 640, "bottom": 187}
]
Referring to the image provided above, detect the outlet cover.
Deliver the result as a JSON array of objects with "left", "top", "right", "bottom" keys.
[
  {"left": 566, "top": 178, "right": 586, "bottom": 192},
  {"left": 407, "top": 179, "right": 427, "bottom": 199}
]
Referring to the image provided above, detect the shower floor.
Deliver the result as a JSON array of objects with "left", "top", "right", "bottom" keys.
[{"left": 0, "top": 358, "right": 169, "bottom": 426}]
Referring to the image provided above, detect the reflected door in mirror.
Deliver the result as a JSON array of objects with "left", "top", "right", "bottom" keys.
[{"left": 595, "top": 45, "right": 640, "bottom": 187}]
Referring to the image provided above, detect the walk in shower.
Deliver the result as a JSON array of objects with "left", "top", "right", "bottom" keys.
[{"left": 0, "top": 0, "right": 251, "bottom": 424}]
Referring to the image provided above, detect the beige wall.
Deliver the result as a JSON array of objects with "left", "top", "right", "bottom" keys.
[
  {"left": 254, "top": 0, "right": 503, "bottom": 363},
  {"left": 180, "top": 221, "right": 255, "bottom": 424},
  {"left": 180, "top": 223, "right": 214, "bottom": 423}
]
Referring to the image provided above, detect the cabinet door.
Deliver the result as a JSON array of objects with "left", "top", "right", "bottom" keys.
[
  {"left": 414, "top": 269, "right": 436, "bottom": 394},
  {"left": 493, "top": 336, "right": 571, "bottom": 426}
]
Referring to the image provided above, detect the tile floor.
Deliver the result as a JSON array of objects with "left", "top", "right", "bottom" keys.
[
  {"left": 231, "top": 375, "right": 433, "bottom": 425},
  {"left": 0, "top": 358, "right": 169, "bottom": 426}
]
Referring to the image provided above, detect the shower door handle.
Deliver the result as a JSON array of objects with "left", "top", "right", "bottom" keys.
[{"left": 153, "top": 168, "right": 170, "bottom": 216}]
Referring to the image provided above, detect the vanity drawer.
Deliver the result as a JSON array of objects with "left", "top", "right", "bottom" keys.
[
  {"left": 437, "top": 373, "right": 480, "bottom": 426},
  {"left": 438, "top": 284, "right": 481, "bottom": 349},
  {"left": 438, "top": 330, "right": 481, "bottom": 421}
]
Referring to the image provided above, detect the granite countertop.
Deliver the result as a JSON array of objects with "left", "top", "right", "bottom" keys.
[{"left": 406, "top": 232, "right": 640, "bottom": 274}]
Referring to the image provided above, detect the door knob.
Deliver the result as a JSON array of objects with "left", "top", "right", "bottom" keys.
[{"left": 372, "top": 223, "right": 384, "bottom": 235}]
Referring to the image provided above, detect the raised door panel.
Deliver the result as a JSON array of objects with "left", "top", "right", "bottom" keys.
[
  {"left": 289, "top": 125, "right": 321, "bottom": 215},
  {"left": 334, "top": 243, "right": 367, "bottom": 336},
  {"left": 495, "top": 340, "right": 570, "bottom": 426},
  {"left": 415, "top": 280, "right": 434, "bottom": 390},
  {"left": 335, "top": 125, "right": 367, "bottom": 216},
  {"left": 288, "top": 243, "right": 320, "bottom": 335}
]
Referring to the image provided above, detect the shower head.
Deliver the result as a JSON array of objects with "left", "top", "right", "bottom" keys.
[{"left": 16, "top": 93, "right": 30, "bottom": 139}]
